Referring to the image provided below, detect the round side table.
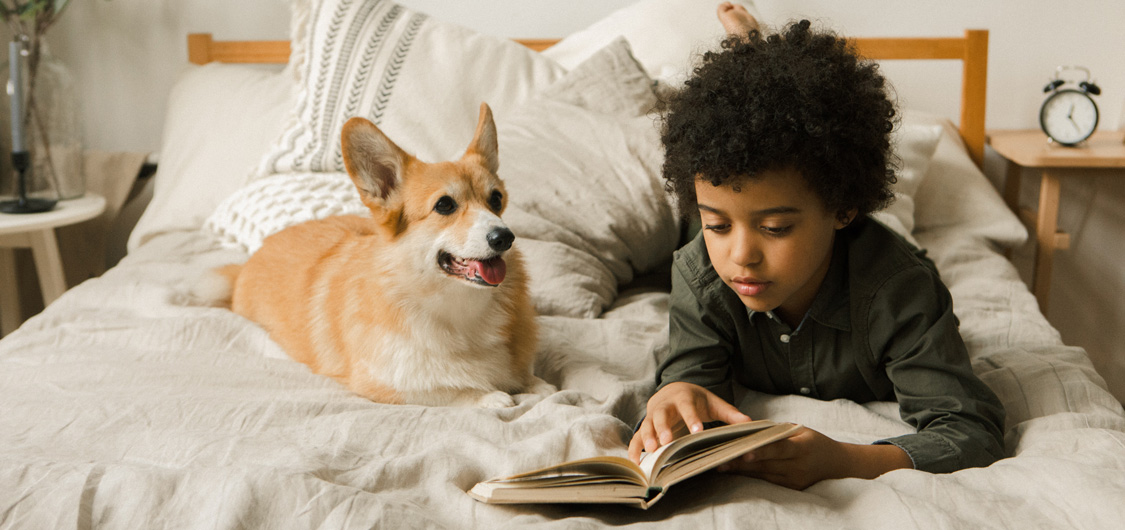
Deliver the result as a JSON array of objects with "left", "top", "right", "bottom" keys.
[{"left": 1, "top": 194, "right": 107, "bottom": 335}]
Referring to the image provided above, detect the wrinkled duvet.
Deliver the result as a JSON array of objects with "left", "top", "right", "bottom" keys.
[{"left": 2, "top": 226, "right": 1124, "bottom": 529}]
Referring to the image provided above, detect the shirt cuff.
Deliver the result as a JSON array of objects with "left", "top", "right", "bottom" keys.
[{"left": 873, "top": 431, "right": 960, "bottom": 473}]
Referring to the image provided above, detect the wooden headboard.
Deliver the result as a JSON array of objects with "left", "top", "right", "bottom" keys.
[{"left": 186, "top": 30, "right": 989, "bottom": 167}]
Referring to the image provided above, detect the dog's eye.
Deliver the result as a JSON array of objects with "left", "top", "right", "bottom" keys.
[
  {"left": 434, "top": 196, "right": 457, "bottom": 215},
  {"left": 489, "top": 191, "right": 503, "bottom": 212}
]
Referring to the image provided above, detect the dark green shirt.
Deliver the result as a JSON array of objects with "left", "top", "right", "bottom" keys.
[{"left": 659, "top": 216, "right": 1005, "bottom": 473}]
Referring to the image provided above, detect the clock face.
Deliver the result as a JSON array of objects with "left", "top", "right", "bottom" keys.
[{"left": 1040, "top": 89, "right": 1099, "bottom": 146}]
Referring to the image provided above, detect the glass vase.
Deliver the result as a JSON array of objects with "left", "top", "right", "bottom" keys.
[{"left": 0, "top": 41, "right": 84, "bottom": 202}]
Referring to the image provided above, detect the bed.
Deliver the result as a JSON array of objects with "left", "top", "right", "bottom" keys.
[{"left": 3, "top": 0, "right": 1125, "bottom": 527}]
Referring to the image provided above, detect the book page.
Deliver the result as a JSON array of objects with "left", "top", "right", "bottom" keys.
[
  {"left": 637, "top": 440, "right": 676, "bottom": 480},
  {"left": 638, "top": 420, "right": 781, "bottom": 480},
  {"left": 491, "top": 456, "right": 647, "bottom": 486},
  {"left": 654, "top": 422, "right": 801, "bottom": 489}
]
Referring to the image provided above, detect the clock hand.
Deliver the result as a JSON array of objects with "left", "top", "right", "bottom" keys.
[{"left": 1066, "top": 105, "right": 1080, "bottom": 131}]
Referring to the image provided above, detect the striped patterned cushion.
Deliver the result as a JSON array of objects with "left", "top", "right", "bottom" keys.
[{"left": 257, "top": 0, "right": 564, "bottom": 175}]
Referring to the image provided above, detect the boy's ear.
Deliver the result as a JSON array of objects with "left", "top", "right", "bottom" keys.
[
  {"left": 835, "top": 209, "right": 859, "bottom": 229},
  {"left": 341, "top": 117, "right": 409, "bottom": 207},
  {"left": 463, "top": 102, "right": 499, "bottom": 174}
]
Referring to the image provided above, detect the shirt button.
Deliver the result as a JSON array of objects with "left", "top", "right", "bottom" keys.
[
  {"left": 779, "top": 334, "right": 790, "bottom": 343},
  {"left": 799, "top": 387, "right": 811, "bottom": 395}
]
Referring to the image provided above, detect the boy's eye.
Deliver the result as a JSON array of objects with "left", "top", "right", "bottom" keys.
[
  {"left": 704, "top": 224, "right": 731, "bottom": 233},
  {"left": 761, "top": 225, "right": 792, "bottom": 236},
  {"left": 434, "top": 196, "right": 458, "bottom": 215}
]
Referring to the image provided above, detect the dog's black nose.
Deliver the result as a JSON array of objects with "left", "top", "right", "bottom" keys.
[{"left": 487, "top": 228, "right": 514, "bottom": 252}]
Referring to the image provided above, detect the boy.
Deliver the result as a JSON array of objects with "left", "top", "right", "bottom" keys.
[{"left": 627, "top": 6, "right": 1005, "bottom": 490}]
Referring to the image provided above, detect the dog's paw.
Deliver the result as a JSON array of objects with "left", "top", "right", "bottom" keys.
[
  {"left": 477, "top": 391, "right": 516, "bottom": 409},
  {"left": 527, "top": 376, "right": 557, "bottom": 397}
]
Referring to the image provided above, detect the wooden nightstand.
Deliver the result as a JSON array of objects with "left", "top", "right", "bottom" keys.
[
  {"left": 0, "top": 194, "right": 106, "bottom": 335},
  {"left": 987, "top": 129, "right": 1125, "bottom": 313}
]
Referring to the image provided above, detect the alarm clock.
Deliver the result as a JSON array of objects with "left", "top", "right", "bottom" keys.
[{"left": 1040, "top": 65, "right": 1100, "bottom": 147}]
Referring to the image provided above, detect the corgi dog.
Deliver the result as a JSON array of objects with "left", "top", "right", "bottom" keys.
[{"left": 220, "top": 103, "right": 553, "bottom": 408}]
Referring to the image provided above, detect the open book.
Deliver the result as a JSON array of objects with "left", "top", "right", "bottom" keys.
[{"left": 469, "top": 420, "right": 801, "bottom": 509}]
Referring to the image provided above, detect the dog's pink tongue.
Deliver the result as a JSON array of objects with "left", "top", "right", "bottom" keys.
[{"left": 469, "top": 257, "right": 507, "bottom": 285}]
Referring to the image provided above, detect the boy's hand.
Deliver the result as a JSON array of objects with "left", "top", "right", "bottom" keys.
[
  {"left": 715, "top": 426, "right": 845, "bottom": 489},
  {"left": 628, "top": 382, "right": 752, "bottom": 463},
  {"left": 716, "top": 427, "right": 913, "bottom": 490}
]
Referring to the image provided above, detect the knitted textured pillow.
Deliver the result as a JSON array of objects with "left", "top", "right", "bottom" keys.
[{"left": 204, "top": 172, "right": 365, "bottom": 254}]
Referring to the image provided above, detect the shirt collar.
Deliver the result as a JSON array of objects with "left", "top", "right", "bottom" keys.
[{"left": 806, "top": 232, "right": 851, "bottom": 331}]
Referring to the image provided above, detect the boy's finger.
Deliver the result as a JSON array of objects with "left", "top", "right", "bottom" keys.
[
  {"left": 753, "top": 438, "right": 799, "bottom": 462},
  {"left": 750, "top": 457, "right": 792, "bottom": 475},
  {"left": 720, "top": 456, "right": 766, "bottom": 476},
  {"left": 705, "top": 392, "right": 752, "bottom": 424},
  {"left": 650, "top": 407, "right": 677, "bottom": 446},
  {"left": 634, "top": 420, "right": 660, "bottom": 457},
  {"left": 628, "top": 431, "right": 645, "bottom": 463},
  {"left": 676, "top": 401, "right": 705, "bottom": 434}
]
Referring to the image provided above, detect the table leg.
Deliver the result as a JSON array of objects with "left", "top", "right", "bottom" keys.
[
  {"left": 0, "top": 248, "right": 19, "bottom": 336},
  {"left": 1032, "top": 170, "right": 1061, "bottom": 314},
  {"left": 1002, "top": 160, "right": 1022, "bottom": 215},
  {"left": 26, "top": 228, "right": 68, "bottom": 305}
]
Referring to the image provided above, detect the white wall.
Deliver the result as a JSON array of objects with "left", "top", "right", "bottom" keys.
[
  {"left": 44, "top": 0, "right": 1125, "bottom": 154},
  {"left": 36, "top": 0, "right": 1125, "bottom": 400}
]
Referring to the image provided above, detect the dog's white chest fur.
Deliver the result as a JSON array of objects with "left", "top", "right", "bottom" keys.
[{"left": 360, "top": 282, "right": 521, "bottom": 406}]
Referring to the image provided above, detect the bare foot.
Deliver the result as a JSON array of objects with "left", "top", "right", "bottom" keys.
[{"left": 717, "top": 2, "right": 759, "bottom": 37}]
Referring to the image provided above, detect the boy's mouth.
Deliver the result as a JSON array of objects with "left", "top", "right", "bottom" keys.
[
  {"left": 732, "top": 277, "right": 770, "bottom": 297},
  {"left": 438, "top": 251, "right": 506, "bottom": 286}
]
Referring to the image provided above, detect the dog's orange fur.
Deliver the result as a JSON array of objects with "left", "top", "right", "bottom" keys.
[{"left": 223, "top": 104, "right": 548, "bottom": 407}]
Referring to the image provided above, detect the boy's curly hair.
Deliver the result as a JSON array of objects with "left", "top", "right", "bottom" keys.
[{"left": 661, "top": 19, "right": 897, "bottom": 220}]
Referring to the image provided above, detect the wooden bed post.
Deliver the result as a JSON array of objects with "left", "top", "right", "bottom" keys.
[
  {"left": 185, "top": 31, "right": 991, "bottom": 168},
  {"left": 188, "top": 33, "right": 214, "bottom": 65},
  {"left": 186, "top": 33, "right": 292, "bottom": 65},
  {"left": 960, "top": 29, "right": 989, "bottom": 168}
]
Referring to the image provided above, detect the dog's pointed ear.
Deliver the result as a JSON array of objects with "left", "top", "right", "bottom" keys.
[
  {"left": 341, "top": 117, "right": 408, "bottom": 205},
  {"left": 464, "top": 103, "right": 499, "bottom": 174}
]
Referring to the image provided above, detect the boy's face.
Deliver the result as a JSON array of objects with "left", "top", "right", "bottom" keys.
[{"left": 695, "top": 168, "right": 850, "bottom": 326}]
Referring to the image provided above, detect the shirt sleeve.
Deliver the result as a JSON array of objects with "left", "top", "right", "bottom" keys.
[
  {"left": 866, "top": 265, "right": 1006, "bottom": 473},
  {"left": 655, "top": 258, "right": 737, "bottom": 403}
]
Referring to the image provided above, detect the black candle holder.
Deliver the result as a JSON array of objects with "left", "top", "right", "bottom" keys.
[{"left": 0, "top": 150, "right": 56, "bottom": 213}]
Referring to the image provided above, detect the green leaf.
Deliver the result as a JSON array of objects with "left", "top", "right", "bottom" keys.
[{"left": 17, "top": 0, "right": 47, "bottom": 20}]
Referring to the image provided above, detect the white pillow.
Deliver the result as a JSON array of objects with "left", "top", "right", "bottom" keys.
[
  {"left": 909, "top": 110, "right": 1028, "bottom": 247},
  {"left": 127, "top": 63, "right": 293, "bottom": 251},
  {"left": 869, "top": 114, "right": 943, "bottom": 247},
  {"left": 206, "top": 39, "right": 678, "bottom": 319},
  {"left": 258, "top": 0, "right": 565, "bottom": 176},
  {"left": 497, "top": 39, "right": 678, "bottom": 317},
  {"left": 542, "top": 0, "right": 761, "bottom": 86}
]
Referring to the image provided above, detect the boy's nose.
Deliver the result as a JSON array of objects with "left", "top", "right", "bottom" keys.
[{"left": 730, "top": 230, "right": 763, "bottom": 266}]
